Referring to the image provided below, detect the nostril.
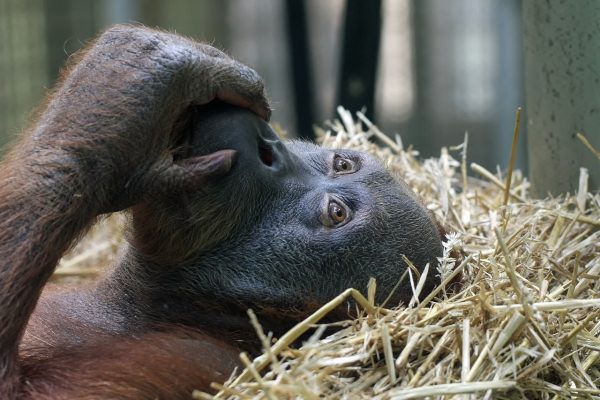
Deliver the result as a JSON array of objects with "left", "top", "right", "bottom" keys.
[{"left": 258, "top": 138, "right": 274, "bottom": 167}]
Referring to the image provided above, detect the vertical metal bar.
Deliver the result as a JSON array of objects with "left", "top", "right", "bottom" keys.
[
  {"left": 409, "top": 0, "right": 431, "bottom": 153},
  {"left": 285, "top": 0, "right": 315, "bottom": 140},
  {"left": 337, "top": 0, "right": 382, "bottom": 121}
]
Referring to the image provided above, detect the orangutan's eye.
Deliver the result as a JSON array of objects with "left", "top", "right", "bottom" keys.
[
  {"left": 328, "top": 201, "right": 346, "bottom": 224},
  {"left": 321, "top": 196, "right": 351, "bottom": 228},
  {"left": 333, "top": 156, "right": 356, "bottom": 174}
]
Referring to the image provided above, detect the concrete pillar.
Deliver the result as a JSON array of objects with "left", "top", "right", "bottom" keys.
[{"left": 523, "top": 0, "right": 599, "bottom": 196}]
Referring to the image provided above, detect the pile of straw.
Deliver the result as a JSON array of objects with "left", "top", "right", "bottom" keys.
[
  {"left": 55, "top": 108, "right": 599, "bottom": 399},
  {"left": 206, "top": 108, "right": 600, "bottom": 399}
]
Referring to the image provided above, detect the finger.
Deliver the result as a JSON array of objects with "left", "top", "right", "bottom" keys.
[
  {"left": 216, "top": 88, "right": 272, "bottom": 122},
  {"left": 148, "top": 149, "right": 237, "bottom": 195},
  {"left": 212, "top": 60, "right": 272, "bottom": 121}
]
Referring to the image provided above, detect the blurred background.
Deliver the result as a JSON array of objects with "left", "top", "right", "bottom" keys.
[
  {"left": 0, "top": 0, "right": 526, "bottom": 173},
  {"left": 2, "top": 0, "right": 599, "bottom": 196}
]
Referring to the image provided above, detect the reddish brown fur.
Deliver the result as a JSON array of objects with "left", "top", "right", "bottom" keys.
[
  {"left": 20, "top": 326, "right": 240, "bottom": 399},
  {"left": 0, "top": 25, "right": 270, "bottom": 399},
  {"left": 0, "top": 25, "right": 445, "bottom": 399}
]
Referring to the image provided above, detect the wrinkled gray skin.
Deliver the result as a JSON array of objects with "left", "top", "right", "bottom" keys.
[{"left": 107, "top": 103, "right": 443, "bottom": 338}]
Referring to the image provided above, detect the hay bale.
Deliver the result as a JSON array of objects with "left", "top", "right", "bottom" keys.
[{"left": 205, "top": 108, "right": 600, "bottom": 399}]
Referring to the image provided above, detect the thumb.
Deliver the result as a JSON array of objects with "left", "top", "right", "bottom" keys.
[{"left": 146, "top": 149, "right": 237, "bottom": 196}]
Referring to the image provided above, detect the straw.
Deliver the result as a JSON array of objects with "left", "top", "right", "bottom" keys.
[{"left": 54, "top": 108, "right": 600, "bottom": 399}]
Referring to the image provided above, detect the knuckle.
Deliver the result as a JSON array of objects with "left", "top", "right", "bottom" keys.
[
  {"left": 97, "top": 25, "right": 147, "bottom": 47},
  {"left": 238, "top": 63, "right": 264, "bottom": 86},
  {"left": 197, "top": 43, "right": 229, "bottom": 60},
  {"left": 219, "top": 61, "right": 265, "bottom": 91}
]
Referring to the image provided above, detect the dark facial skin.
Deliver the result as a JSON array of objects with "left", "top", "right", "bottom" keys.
[
  {"left": 0, "top": 25, "right": 442, "bottom": 399},
  {"left": 111, "top": 103, "right": 443, "bottom": 339}
]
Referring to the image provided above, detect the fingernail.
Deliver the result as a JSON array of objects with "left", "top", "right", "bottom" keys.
[{"left": 254, "top": 104, "right": 272, "bottom": 121}]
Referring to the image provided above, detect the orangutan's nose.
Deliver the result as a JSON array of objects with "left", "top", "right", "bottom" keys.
[
  {"left": 256, "top": 131, "right": 296, "bottom": 175},
  {"left": 257, "top": 135, "right": 275, "bottom": 167}
]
